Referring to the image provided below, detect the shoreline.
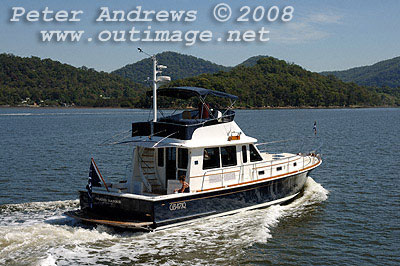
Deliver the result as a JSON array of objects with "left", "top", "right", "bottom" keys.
[{"left": 0, "top": 105, "right": 398, "bottom": 110}]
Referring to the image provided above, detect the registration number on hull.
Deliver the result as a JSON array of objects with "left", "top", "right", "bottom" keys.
[{"left": 169, "top": 202, "right": 187, "bottom": 211}]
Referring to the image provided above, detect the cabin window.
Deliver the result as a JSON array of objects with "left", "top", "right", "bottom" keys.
[
  {"left": 293, "top": 162, "right": 297, "bottom": 167},
  {"left": 250, "top": 144, "right": 263, "bottom": 162},
  {"left": 242, "top": 145, "right": 248, "bottom": 163},
  {"left": 221, "top": 146, "right": 237, "bottom": 167},
  {"left": 258, "top": 170, "right": 265, "bottom": 175},
  {"left": 277, "top": 166, "right": 282, "bottom": 171},
  {"left": 203, "top": 147, "right": 220, "bottom": 170},
  {"left": 157, "top": 148, "right": 164, "bottom": 167},
  {"left": 178, "top": 148, "right": 188, "bottom": 169}
]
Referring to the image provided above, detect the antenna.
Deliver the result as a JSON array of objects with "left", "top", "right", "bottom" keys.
[
  {"left": 137, "top": 47, "right": 152, "bottom": 58},
  {"left": 137, "top": 48, "right": 171, "bottom": 137}
]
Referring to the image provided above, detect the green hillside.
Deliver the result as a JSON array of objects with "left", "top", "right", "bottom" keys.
[
  {"left": 321, "top": 56, "right": 400, "bottom": 88},
  {"left": 167, "top": 57, "right": 398, "bottom": 107},
  {"left": 112, "top": 51, "right": 230, "bottom": 84},
  {"left": 1, "top": 53, "right": 399, "bottom": 108},
  {"left": 0, "top": 53, "right": 146, "bottom": 107},
  {"left": 238, "top": 55, "right": 269, "bottom": 67}
]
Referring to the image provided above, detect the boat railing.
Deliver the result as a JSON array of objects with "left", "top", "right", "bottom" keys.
[
  {"left": 256, "top": 136, "right": 323, "bottom": 159},
  {"left": 158, "top": 109, "right": 235, "bottom": 126},
  {"left": 199, "top": 153, "right": 319, "bottom": 191},
  {"left": 132, "top": 110, "right": 236, "bottom": 140},
  {"left": 200, "top": 164, "right": 242, "bottom": 190}
]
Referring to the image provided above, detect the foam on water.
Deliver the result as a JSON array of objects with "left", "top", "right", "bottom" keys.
[
  {"left": 0, "top": 200, "right": 79, "bottom": 226},
  {"left": 37, "top": 254, "right": 57, "bottom": 266},
  {"left": 0, "top": 113, "right": 34, "bottom": 116},
  {"left": 0, "top": 178, "right": 328, "bottom": 265}
]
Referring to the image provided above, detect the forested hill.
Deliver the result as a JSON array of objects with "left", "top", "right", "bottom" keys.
[
  {"left": 238, "top": 55, "right": 269, "bottom": 67},
  {"left": 168, "top": 57, "right": 398, "bottom": 107},
  {"left": 321, "top": 56, "right": 400, "bottom": 88},
  {"left": 1, "top": 53, "right": 399, "bottom": 108},
  {"left": 0, "top": 53, "right": 146, "bottom": 107},
  {"left": 112, "top": 51, "right": 230, "bottom": 84}
]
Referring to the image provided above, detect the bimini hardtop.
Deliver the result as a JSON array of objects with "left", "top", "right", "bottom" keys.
[{"left": 66, "top": 52, "right": 321, "bottom": 231}]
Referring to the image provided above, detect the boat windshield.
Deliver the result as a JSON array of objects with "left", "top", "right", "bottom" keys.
[{"left": 250, "top": 144, "right": 263, "bottom": 162}]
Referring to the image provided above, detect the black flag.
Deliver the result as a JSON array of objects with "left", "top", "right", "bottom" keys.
[
  {"left": 89, "top": 160, "right": 102, "bottom": 187},
  {"left": 86, "top": 159, "right": 102, "bottom": 208}
]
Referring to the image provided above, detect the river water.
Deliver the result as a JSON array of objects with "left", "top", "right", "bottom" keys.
[{"left": 0, "top": 108, "right": 399, "bottom": 265}]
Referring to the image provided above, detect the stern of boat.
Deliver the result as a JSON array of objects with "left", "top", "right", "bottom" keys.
[{"left": 75, "top": 190, "right": 156, "bottom": 227}]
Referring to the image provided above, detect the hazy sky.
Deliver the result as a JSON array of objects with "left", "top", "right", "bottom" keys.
[{"left": 1, "top": 0, "right": 399, "bottom": 73}]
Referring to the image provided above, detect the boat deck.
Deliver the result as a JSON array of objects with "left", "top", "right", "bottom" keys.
[
  {"left": 261, "top": 152, "right": 295, "bottom": 161},
  {"left": 91, "top": 153, "right": 320, "bottom": 200}
]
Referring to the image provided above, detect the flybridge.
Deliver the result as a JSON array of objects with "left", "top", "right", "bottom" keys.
[
  {"left": 131, "top": 108, "right": 236, "bottom": 141},
  {"left": 135, "top": 48, "right": 237, "bottom": 141}
]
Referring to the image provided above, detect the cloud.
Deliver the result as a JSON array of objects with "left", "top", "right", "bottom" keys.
[
  {"left": 272, "top": 11, "right": 343, "bottom": 44},
  {"left": 272, "top": 22, "right": 329, "bottom": 43},
  {"left": 306, "top": 13, "right": 343, "bottom": 24}
]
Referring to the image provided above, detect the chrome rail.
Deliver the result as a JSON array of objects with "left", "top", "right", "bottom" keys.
[
  {"left": 157, "top": 113, "right": 235, "bottom": 128},
  {"left": 199, "top": 153, "right": 319, "bottom": 191}
]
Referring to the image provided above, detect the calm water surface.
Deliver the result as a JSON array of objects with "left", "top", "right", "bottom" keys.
[{"left": 0, "top": 108, "right": 399, "bottom": 265}]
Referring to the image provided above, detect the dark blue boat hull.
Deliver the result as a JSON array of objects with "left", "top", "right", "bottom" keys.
[{"left": 78, "top": 171, "right": 309, "bottom": 229}]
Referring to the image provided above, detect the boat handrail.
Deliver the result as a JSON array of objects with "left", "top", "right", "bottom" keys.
[
  {"left": 200, "top": 163, "right": 243, "bottom": 190},
  {"left": 156, "top": 116, "right": 233, "bottom": 127},
  {"left": 199, "top": 153, "right": 318, "bottom": 191},
  {"left": 157, "top": 110, "right": 235, "bottom": 127}
]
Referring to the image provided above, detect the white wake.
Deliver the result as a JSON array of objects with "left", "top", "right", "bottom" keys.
[{"left": 0, "top": 178, "right": 328, "bottom": 265}]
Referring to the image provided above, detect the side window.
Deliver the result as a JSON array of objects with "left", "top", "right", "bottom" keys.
[
  {"left": 203, "top": 147, "right": 220, "bottom": 169},
  {"left": 178, "top": 148, "right": 188, "bottom": 169},
  {"left": 242, "top": 145, "right": 248, "bottom": 163},
  {"left": 221, "top": 146, "right": 237, "bottom": 167},
  {"left": 250, "top": 144, "right": 263, "bottom": 162},
  {"left": 158, "top": 148, "right": 164, "bottom": 167}
]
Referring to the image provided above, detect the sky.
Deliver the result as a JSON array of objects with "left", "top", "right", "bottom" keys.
[{"left": 1, "top": 0, "right": 399, "bottom": 73}]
